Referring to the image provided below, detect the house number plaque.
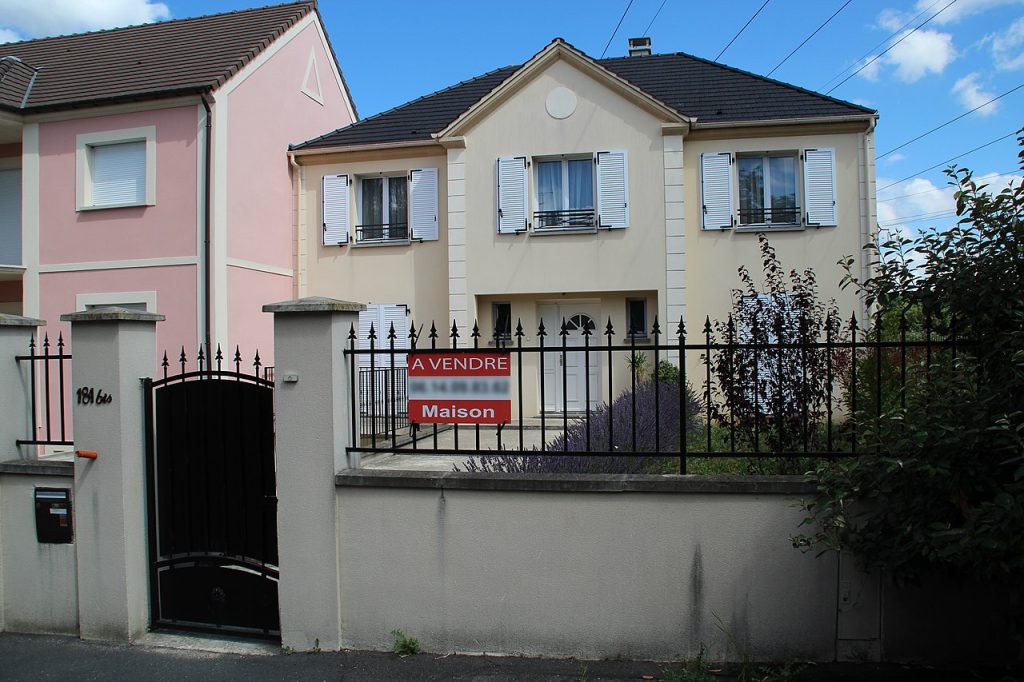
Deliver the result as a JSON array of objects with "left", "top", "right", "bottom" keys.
[{"left": 76, "top": 387, "right": 113, "bottom": 405}]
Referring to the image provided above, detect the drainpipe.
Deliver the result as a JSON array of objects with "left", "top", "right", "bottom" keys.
[
  {"left": 288, "top": 151, "right": 301, "bottom": 299},
  {"left": 201, "top": 94, "right": 213, "bottom": 353}
]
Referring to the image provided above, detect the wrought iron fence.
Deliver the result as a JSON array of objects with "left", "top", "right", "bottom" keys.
[
  {"left": 343, "top": 310, "right": 968, "bottom": 473},
  {"left": 16, "top": 332, "right": 73, "bottom": 447}
]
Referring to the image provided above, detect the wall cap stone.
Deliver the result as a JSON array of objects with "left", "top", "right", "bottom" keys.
[
  {"left": 335, "top": 470, "right": 815, "bottom": 494},
  {"left": 0, "top": 459, "right": 74, "bottom": 477},
  {"left": 60, "top": 307, "right": 165, "bottom": 323},
  {"left": 263, "top": 296, "right": 366, "bottom": 314},
  {"left": 0, "top": 313, "right": 45, "bottom": 327}
]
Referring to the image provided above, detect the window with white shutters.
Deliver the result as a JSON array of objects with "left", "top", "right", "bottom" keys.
[
  {"left": 700, "top": 152, "right": 734, "bottom": 230},
  {"left": 322, "top": 174, "right": 350, "bottom": 245},
  {"left": 409, "top": 167, "right": 439, "bottom": 241},
  {"left": 596, "top": 150, "right": 628, "bottom": 229},
  {"left": 803, "top": 148, "right": 837, "bottom": 226},
  {"left": 496, "top": 156, "right": 528, "bottom": 234}
]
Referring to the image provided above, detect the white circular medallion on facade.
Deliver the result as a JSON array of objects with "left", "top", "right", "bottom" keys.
[{"left": 545, "top": 87, "right": 577, "bottom": 119}]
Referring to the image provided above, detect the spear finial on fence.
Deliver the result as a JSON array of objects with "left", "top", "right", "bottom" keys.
[
  {"left": 450, "top": 319, "right": 459, "bottom": 346},
  {"left": 409, "top": 321, "right": 418, "bottom": 349},
  {"left": 215, "top": 344, "right": 223, "bottom": 372},
  {"left": 471, "top": 320, "right": 480, "bottom": 344},
  {"left": 179, "top": 347, "right": 187, "bottom": 375},
  {"left": 197, "top": 345, "right": 206, "bottom": 374},
  {"left": 703, "top": 315, "right": 713, "bottom": 337},
  {"left": 605, "top": 317, "right": 614, "bottom": 339},
  {"left": 368, "top": 321, "right": 376, "bottom": 343},
  {"left": 161, "top": 351, "right": 169, "bottom": 381},
  {"left": 677, "top": 316, "right": 686, "bottom": 341},
  {"left": 559, "top": 317, "right": 569, "bottom": 339},
  {"left": 387, "top": 321, "right": 397, "bottom": 342},
  {"left": 234, "top": 346, "right": 242, "bottom": 374},
  {"left": 651, "top": 315, "right": 661, "bottom": 340},
  {"left": 253, "top": 350, "right": 262, "bottom": 376},
  {"left": 515, "top": 318, "right": 524, "bottom": 340},
  {"left": 537, "top": 319, "right": 547, "bottom": 339},
  {"left": 348, "top": 323, "right": 356, "bottom": 345}
]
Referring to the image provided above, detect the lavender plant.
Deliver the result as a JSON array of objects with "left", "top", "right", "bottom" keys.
[{"left": 460, "top": 365, "right": 702, "bottom": 474}]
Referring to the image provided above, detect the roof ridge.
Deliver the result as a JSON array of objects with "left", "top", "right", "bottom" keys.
[
  {"left": 0, "top": 1, "right": 313, "bottom": 48},
  {"left": 292, "top": 63, "right": 520, "bottom": 149},
  {"left": 599, "top": 50, "right": 875, "bottom": 115}
]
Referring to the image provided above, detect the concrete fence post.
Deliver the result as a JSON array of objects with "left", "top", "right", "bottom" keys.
[
  {"left": 61, "top": 307, "right": 164, "bottom": 642},
  {"left": 0, "top": 314, "right": 45, "bottom": 461},
  {"left": 263, "top": 296, "right": 364, "bottom": 651}
]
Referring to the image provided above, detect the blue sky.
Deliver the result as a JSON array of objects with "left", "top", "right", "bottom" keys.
[{"left": 2, "top": 0, "right": 1022, "bottom": 240}]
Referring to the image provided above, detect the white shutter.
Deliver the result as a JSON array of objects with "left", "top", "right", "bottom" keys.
[
  {"left": 803, "top": 148, "right": 837, "bottom": 227},
  {"left": 358, "top": 304, "right": 379, "bottom": 367},
  {"left": 91, "top": 141, "right": 146, "bottom": 206},
  {"left": 409, "top": 168, "right": 438, "bottom": 241},
  {"left": 382, "top": 304, "right": 409, "bottom": 367},
  {"left": 701, "top": 152, "right": 734, "bottom": 230},
  {"left": 596, "top": 150, "right": 628, "bottom": 229},
  {"left": 322, "top": 174, "right": 350, "bottom": 245},
  {"left": 496, "top": 156, "right": 528, "bottom": 234}
]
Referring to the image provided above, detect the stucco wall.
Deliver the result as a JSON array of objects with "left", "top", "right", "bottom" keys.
[
  {"left": 683, "top": 131, "right": 868, "bottom": 330},
  {"left": 301, "top": 151, "right": 450, "bottom": 328},
  {"left": 335, "top": 484, "right": 838, "bottom": 661},
  {"left": 37, "top": 265, "right": 197, "bottom": 372},
  {"left": 459, "top": 59, "right": 667, "bottom": 307},
  {"left": 37, "top": 107, "right": 198, "bottom": 265},
  {"left": 0, "top": 473, "right": 78, "bottom": 635},
  {"left": 226, "top": 20, "right": 353, "bottom": 270}
]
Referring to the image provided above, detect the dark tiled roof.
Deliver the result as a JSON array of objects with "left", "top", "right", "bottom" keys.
[
  {"left": 294, "top": 65, "right": 520, "bottom": 149},
  {"left": 0, "top": 2, "right": 323, "bottom": 113},
  {"left": 295, "top": 48, "right": 874, "bottom": 150}
]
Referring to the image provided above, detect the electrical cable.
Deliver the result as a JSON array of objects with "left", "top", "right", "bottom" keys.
[
  {"left": 601, "top": 0, "right": 636, "bottom": 58},
  {"left": 766, "top": 0, "right": 853, "bottom": 77},
  {"left": 825, "top": 0, "right": 957, "bottom": 95},
  {"left": 876, "top": 130, "right": 1021, "bottom": 192},
  {"left": 715, "top": 0, "right": 771, "bottom": 62},
  {"left": 643, "top": 0, "right": 669, "bottom": 37}
]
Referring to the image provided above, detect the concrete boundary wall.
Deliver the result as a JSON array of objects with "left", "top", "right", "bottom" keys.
[{"left": 334, "top": 471, "right": 836, "bottom": 661}]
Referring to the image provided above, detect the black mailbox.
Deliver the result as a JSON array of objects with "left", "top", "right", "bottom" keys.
[{"left": 35, "top": 487, "right": 73, "bottom": 544}]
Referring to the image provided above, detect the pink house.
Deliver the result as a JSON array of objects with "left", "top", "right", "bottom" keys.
[{"left": 0, "top": 2, "right": 356, "bottom": 363}]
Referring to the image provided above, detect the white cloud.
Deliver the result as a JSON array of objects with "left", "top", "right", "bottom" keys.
[
  {"left": 987, "top": 16, "right": 1024, "bottom": 70},
  {"left": 915, "top": 0, "right": 1024, "bottom": 25},
  {"left": 886, "top": 29, "right": 957, "bottom": 81},
  {"left": 0, "top": 27, "right": 22, "bottom": 43},
  {"left": 951, "top": 72, "right": 1000, "bottom": 114},
  {"left": 883, "top": 153, "right": 907, "bottom": 165},
  {"left": 0, "top": 0, "right": 169, "bottom": 39},
  {"left": 877, "top": 177, "right": 957, "bottom": 229}
]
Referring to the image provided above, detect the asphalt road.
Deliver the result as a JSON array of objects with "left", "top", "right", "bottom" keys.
[{"left": 0, "top": 632, "right": 1020, "bottom": 681}]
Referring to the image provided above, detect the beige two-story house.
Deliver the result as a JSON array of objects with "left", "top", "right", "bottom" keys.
[{"left": 289, "top": 38, "right": 878, "bottom": 417}]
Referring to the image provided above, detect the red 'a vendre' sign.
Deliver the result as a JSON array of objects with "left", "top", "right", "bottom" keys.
[{"left": 408, "top": 352, "right": 511, "bottom": 424}]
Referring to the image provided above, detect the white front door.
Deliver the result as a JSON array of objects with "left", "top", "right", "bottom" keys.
[{"left": 539, "top": 304, "right": 601, "bottom": 413}]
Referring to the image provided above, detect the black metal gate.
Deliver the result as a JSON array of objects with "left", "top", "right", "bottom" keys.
[{"left": 143, "top": 350, "right": 278, "bottom": 638}]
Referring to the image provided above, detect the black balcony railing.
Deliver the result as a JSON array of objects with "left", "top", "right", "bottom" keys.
[
  {"left": 356, "top": 223, "right": 409, "bottom": 242},
  {"left": 534, "top": 209, "right": 596, "bottom": 229},
  {"left": 739, "top": 207, "right": 801, "bottom": 226}
]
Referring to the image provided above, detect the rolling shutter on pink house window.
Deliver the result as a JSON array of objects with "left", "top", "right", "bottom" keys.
[
  {"left": 322, "top": 173, "right": 350, "bottom": 245},
  {"left": 91, "top": 141, "right": 146, "bottom": 206}
]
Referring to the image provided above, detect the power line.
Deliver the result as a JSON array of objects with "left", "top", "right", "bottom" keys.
[
  {"left": 878, "top": 209, "right": 957, "bottom": 227},
  {"left": 876, "top": 129, "right": 1019, "bottom": 192},
  {"left": 766, "top": 0, "right": 853, "bottom": 77},
  {"left": 825, "top": 0, "right": 957, "bottom": 95},
  {"left": 601, "top": 0, "right": 636, "bottom": 59},
  {"left": 878, "top": 167, "right": 1021, "bottom": 202},
  {"left": 878, "top": 85, "right": 1024, "bottom": 160},
  {"left": 643, "top": 0, "right": 669, "bottom": 36},
  {"left": 819, "top": 0, "right": 942, "bottom": 91},
  {"left": 715, "top": 0, "right": 772, "bottom": 62}
]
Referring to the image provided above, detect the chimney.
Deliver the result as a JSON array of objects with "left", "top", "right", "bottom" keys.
[{"left": 628, "top": 37, "right": 652, "bottom": 57}]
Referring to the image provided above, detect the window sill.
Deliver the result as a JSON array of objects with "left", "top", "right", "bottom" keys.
[
  {"left": 735, "top": 223, "right": 806, "bottom": 233},
  {"left": 77, "top": 201, "right": 152, "bottom": 212},
  {"left": 531, "top": 225, "right": 597, "bottom": 236},
  {"left": 351, "top": 239, "right": 413, "bottom": 249}
]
